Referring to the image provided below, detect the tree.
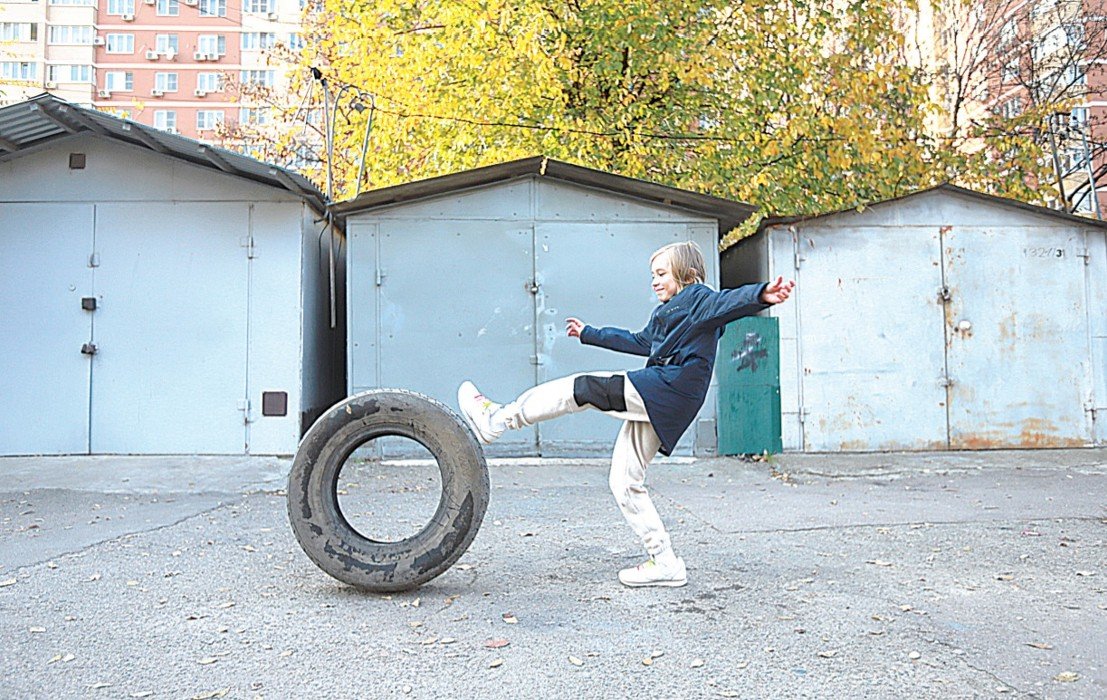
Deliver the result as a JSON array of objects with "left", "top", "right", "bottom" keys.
[
  {"left": 915, "top": 0, "right": 1107, "bottom": 213},
  {"left": 224, "top": 0, "right": 945, "bottom": 240}
]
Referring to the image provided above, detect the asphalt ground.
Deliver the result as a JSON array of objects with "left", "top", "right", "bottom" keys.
[{"left": 0, "top": 449, "right": 1104, "bottom": 699}]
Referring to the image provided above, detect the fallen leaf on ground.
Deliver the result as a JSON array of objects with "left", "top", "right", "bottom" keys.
[
  {"left": 29, "top": 627, "right": 45, "bottom": 633},
  {"left": 641, "top": 657, "right": 653, "bottom": 666},
  {"left": 488, "top": 658, "right": 504, "bottom": 668},
  {"left": 484, "top": 638, "right": 509, "bottom": 649},
  {"left": 569, "top": 656, "right": 583, "bottom": 666},
  {"left": 1076, "top": 571, "right": 1095, "bottom": 577},
  {"left": 130, "top": 692, "right": 153, "bottom": 698},
  {"left": 866, "top": 560, "right": 893, "bottom": 567},
  {"left": 439, "top": 638, "right": 456, "bottom": 645},
  {"left": 650, "top": 650, "right": 665, "bottom": 659},
  {"left": 996, "top": 573, "right": 1014, "bottom": 581},
  {"left": 198, "top": 657, "right": 218, "bottom": 665},
  {"left": 420, "top": 637, "right": 438, "bottom": 645},
  {"left": 502, "top": 613, "right": 518, "bottom": 624},
  {"left": 691, "top": 659, "right": 705, "bottom": 668},
  {"left": 456, "top": 564, "right": 473, "bottom": 570},
  {"left": 191, "top": 690, "right": 229, "bottom": 700},
  {"left": 1054, "top": 672, "right": 1080, "bottom": 682},
  {"left": 408, "top": 621, "right": 423, "bottom": 629},
  {"left": 412, "top": 598, "right": 421, "bottom": 608},
  {"left": 89, "top": 682, "right": 111, "bottom": 689},
  {"left": 1026, "top": 642, "right": 1054, "bottom": 650},
  {"left": 908, "top": 652, "right": 921, "bottom": 660},
  {"left": 0, "top": 578, "right": 16, "bottom": 587},
  {"left": 816, "top": 650, "right": 837, "bottom": 658},
  {"left": 88, "top": 574, "right": 101, "bottom": 582},
  {"left": 217, "top": 602, "right": 234, "bottom": 609}
]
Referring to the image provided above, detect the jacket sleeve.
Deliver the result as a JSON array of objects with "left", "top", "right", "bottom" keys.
[
  {"left": 579, "top": 323, "right": 653, "bottom": 356},
  {"left": 696, "top": 283, "right": 772, "bottom": 328}
]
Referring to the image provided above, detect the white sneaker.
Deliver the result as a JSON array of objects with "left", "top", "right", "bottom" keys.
[
  {"left": 457, "top": 381, "right": 504, "bottom": 445},
  {"left": 618, "top": 554, "right": 688, "bottom": 588}
]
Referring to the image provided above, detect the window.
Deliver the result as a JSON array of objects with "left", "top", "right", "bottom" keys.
[
  {"left": 155, "top": 34, "right": 179, "bottom": 55},
  {"left": 240, "top": 69, "right": 275, "bottom": 86},
  {"left": 0, "top": 23, "right": 37, "bottom": 42},
  {"left": 999, "top": 97, "right": 1022, "bottom": 118},
  {"left": 106, "top": 0, "right": 135, "bottom": 14},
  {"left": 239, "top": 107, "right": 269, "bottom": 125},
  {"left": 241, "top": 32, "right": 276, "bottom": 50},
  {"left": 999, "top": 19, "right": 1017, "bottom": 46},
  {"left": 154, "top": 72, "right": 178, "bottom": 92},
  {"left": 196, "top": 110, "right": 224, "bottom": 130},
  {"left": 244, "top": 0, "right": 271, "bottom": 13},
  {"left": 48, "top": 25, "right": 94, "bottom": 45},
  {"left": 198, "top": 0, "right": 225, "bottom": 16},
  {"left": 48, "top": 64, "right": 94, "bottom": 82},
  {"left": 1065, "top": 63, "right": 1087, "bottom": 87},
  {"left": 153, "top": 110, "right": 177, "bottom": 132},
  {"left": 1002, "top": 60, "right": 1019, "bottom": 83},
  {"left": 196, "top": 72, "right": 222, "bottom": 91},
  {"left": 1071, "top": 107, "right": 1089, "bottom": 127},
  {"left": 104, "top": 70, "right": 133, "bottom": 91},
  {"left": 0, "top": 62, "right": 37, "bottom": 80},
  {"left": 287, "top": 33, "right": 304, "bottom": 50},
  {"left": 105, "top": 34, "right": 135, "bottom": 53},
  {"left": 197, "top": 34, "right": 226, "bottom": 56},
  {"left": 156, "top": 0, "right": 179, "bottom": 16},
  {"left": 50, "top": 0, "right": 96, "bottom": 5}
]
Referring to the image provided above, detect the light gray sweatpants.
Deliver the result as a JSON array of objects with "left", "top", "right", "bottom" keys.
[{"left": 496, "top": 372, "right": 671, "bottom": 557}]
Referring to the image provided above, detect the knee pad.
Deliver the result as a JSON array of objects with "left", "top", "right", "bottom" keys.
[{"left": 573, "top": 374, "right": 627, "bottom": 413}]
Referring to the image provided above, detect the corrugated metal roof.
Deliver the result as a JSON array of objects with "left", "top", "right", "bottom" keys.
[
  {"left": 0, "top": 93, "right": 326, "bottom": 211},
  {"left": 758, "top": 183, "right": 1107, "bottom": 232},
  {"left": 332, "top": 155, "right": 756, "bottom": 235}
]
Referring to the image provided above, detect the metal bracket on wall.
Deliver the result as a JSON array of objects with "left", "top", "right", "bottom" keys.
[{"left": 88, "top": 252, "right": 100, "bottom": 268}]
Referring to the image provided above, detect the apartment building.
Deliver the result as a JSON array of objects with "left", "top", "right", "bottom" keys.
[
  {"left": 903, "top": 0, "right": 1107, "bottom": 214},
  {"left": 0, "top": 0, "right": 304, "bottom": 140}
]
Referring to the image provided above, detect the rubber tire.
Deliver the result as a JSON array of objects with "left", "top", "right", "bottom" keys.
[{"left": 287, "top": 389, "right": 489, "bottom": 592}]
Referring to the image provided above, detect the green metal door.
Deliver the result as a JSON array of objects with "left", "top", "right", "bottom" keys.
[{"left": 717, "top": 316, "right": 782, "bottom": 455}]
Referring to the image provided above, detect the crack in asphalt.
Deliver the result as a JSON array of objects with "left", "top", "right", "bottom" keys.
[{"left": 7, "top": 498, "right": 241, "bottom": 575}]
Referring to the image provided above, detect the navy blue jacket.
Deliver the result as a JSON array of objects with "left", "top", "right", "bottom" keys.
[{"left": 579, "top": 282, "right": 769, "bottom": 456}]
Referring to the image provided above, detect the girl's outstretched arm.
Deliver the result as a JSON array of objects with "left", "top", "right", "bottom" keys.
[
  {"left": 697, "top": 278, "right": 794, "bottom": 328},
  {"left": 570, "top": 317, "right": 653, "bottom": 356}
]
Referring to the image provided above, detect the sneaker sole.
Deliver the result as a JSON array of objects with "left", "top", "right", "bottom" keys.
[{"left": 619, "top": 577, "right": 688, "bottom": 588}]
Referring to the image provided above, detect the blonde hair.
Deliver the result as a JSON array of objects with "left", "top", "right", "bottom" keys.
[{"left": 650, "top": 241, "right": 706, "bottom": 288}]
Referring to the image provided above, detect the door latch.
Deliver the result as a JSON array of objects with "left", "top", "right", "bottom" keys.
[
  {"left": 81, "top": 297, "right": 97, "bottom": 311},
  {"left": 938, "top": 287, "right": 951, "bottom": 303},
  {"left": 80, "top": 343, "right": 98, "bottom": 356}
]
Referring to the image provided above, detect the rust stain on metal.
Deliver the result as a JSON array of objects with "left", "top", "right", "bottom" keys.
[
  {"left": 940, "top": 225, "right": 953, "bottom": 235},
  {"left": 953, "top": 418, "right": 1085, "bottom": 449}
]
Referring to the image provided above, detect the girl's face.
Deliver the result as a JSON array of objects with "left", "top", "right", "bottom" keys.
[{"left": 651, "top": 252, "right": 681, "bottom": 302}]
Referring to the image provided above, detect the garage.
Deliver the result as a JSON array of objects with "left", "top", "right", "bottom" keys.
[
  {"left": 722, "top": 185, "right": 1107, "bottom": 451},
  {"left": 0, "top": 95, "right": 345, "bottom": 456},
  {"left": 334, "top": 157, "right": 755, "bottom": 456}
]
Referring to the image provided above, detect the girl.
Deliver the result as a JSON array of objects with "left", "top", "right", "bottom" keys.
[{"left": 459, "top": 241, "right": 795, "bottom": 587}]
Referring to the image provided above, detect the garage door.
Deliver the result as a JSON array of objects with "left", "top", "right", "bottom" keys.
[
  {"left": 90, "top": 204, "right": 249, "bottom": 453},
  {"left": 0, "top": 204, "right": 95, "bottom": 455}
]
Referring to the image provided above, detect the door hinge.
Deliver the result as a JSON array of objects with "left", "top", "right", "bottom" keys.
[
  {"left": 375, "top": 267, "right": 384, "bottom": 286},
  {"left": 88, "top": 252, "right": 100, "bottom": 268},
  {"left": 1076, "top": 248, "right": 1090, "bottom": 265},
  {"left": 530, "top": 355, "right": 543, "bottom": 366},
  {"left": 940, "top": 376, "right": 955, "bottom": 388},
  {"left": 80, "top": 342, "right": 98, "bottom": 355},
  {"left": 241, "top": 236, "right": 256, "bottom": 258},
  {"left": 238, "top": 398, "right": 253, "bottom": 423}
]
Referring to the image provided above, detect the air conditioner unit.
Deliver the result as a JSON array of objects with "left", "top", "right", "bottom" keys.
[
  {"left": 151, "top": 89, "right": 164, "bottom": 96},
  {"left": 164, "top": 50, "right": 177, "bottom": 60},
  {"left": 194, "top": 51, "right": 208, "bottom": 60},
  {"left": 185, "top": 0, "right": 198, "bottom": 5},
  {"left": 266, "top": 12, "right": 278, "bottom": 20},
  {"left": 122, "top": 13, "right": 135, "bottom": 21},
  {"left": 144, "top": 0, "right": 155, "bottom": 4},
  {"left": 45, "top": 81, "right": 58, "bottom": 89},
  {"left": 93, "top": 37, "right": 105, "bottom": 46},
  {"left": 163, "top": 127, "right": 178, "bottom": 134},
  {"left": 193, "top": 89, "right": 207, "bottom": 96},
  {"left": 145, "top": 50, "right": 160, "bottom": 59},
  {"left": 98, "top": 89, "right": 111, "bottom": 97}
]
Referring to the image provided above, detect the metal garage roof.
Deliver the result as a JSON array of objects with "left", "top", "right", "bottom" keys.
[
  {"left": 0, "top": 93, "right": 325, "bottom": 211},
  {"left": 759, "top": 183, "right": 1107, "bottom": 232},
  {"left": 332, "top": 155, "right": 757, "bottom": 235}
]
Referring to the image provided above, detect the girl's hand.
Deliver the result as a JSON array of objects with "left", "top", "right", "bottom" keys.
[
  {"left": 760, "top": 276, "right": 796, "bottom": 304},
  {"left": 565, "top": 317, "right": 585, "bottom": 338}
]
